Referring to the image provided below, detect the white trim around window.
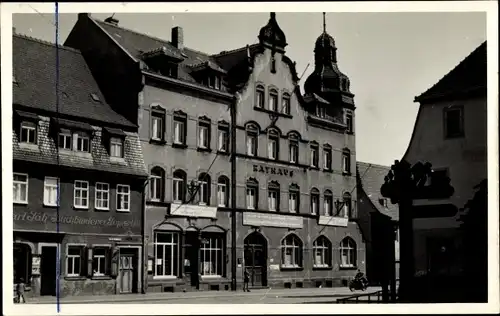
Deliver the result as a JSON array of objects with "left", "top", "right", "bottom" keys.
[
  {"left": 13, "top": 173, "right": 29, "bottom": 204},
  {"left": 95, "top": 182, "right": 110, "bottom": 210},
  {"left": 116, "top": 184, "right": 130, "bottom": 212},
  {"left": 66, "top": 243, "right": 86, "bottom": 277},
  {"left": 74, "top": 180, "right": 89, "bottom": 209},
  {"left": 43, "top": 177, "right": 59, "bottom": 207}
]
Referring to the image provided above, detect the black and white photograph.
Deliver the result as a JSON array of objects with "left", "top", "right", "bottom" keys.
[{"left": 1, "top": 2, "right": 498, "bottom": 315}]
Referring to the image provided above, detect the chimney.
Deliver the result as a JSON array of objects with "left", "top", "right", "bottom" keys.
[
  {"left": 78, "top": 13, "right": 90, "bottom": 20},
  {"left": 171, "top": 26, "right": 184, "bottom": 50}
]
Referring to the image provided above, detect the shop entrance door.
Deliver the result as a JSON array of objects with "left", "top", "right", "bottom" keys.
[
  {"left": 184, "top": 232, "right": 200, "bottom": 288},
  {"left": 40, "top": 246, "right": 57, "bottom": 296},
  {"left": 119, "top": 249, "right": 138, "bottom": 294},
  {"left": 244, "top": 232, "right": 267, "bottom": 287}
]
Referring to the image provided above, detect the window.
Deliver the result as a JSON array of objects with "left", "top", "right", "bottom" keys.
[
  {"left": 74, "top": 180, "right": 89, "bottom": 208},
  {"left": 269, "top": 89, "right": 278, "bottom": 111},
  {"left": 310, "top": 144, "right": 319, "bottom": 168},
  {"left": 217, "top": 127, "right": 229, "bottom": 153},
  {"left": 198, "top": 173, "right": 211, "bottom": 205},
  {"left": 323, "top": 145, "right": 332, "bottom": 170},
  {"left": 13, "top": 173, "right": 28, "bottom": 204},
  {"left": 173, "top": 116, "right": 186, "bottom": 145},
  {"left": 281, "top": 234, "right": 303, "bottom": 268},
  {"left": 44, "top": 177, "right": 59, "bottom": 206},
  {"left": 198, "top": 120, "right": 210, "bottom": 149},
  {"left": 217, "top": 176, "right": 229, "bottom": 207},
  {"left": 58, "top": 130, "right": 72, "bottom": 150},
  {"left": 342, "top": 193, "right": 352, "bottom": 218},
  {"left": 151, "top": 111, "right": 165, "bottom": 141},
  {"left": 92, "top": 247, "right": 110, "bottom": 276},
  {"left": 246, "top": 125, "right": 258, "bottom": 156},
  {"left": 346, "top": 113, "right": 353, "bottom": 133},
  {"left": 313, "top": 236, "right": 332, "bottom": 268},
  {"left": 316, "top": 105, "right": 326, "bottom": 118},
  {"left": 255, "top": 85, "right": 265, "bottom": 108},
  {"left": 95, "top": 182, "right": 110, "bottom": 210},
  {"left": 268, "top": 181, "right": 280, "bottom": 212},
  {"left": 66, "top": 245, "right": 84, "bottom": 277},
  {"left": 75, "top": 133, "right": 90, "bottom": 152},
  {"left": 200, "top": 234, "right": 224, "bottom": 276},
  {"left": 110, "top": 137, "right": 123, "bottom": 158},
  {"left": 324, "top": 190, "right": 333, "bottom": 216},
  {"left": 270, "top": 56, "right": 276, "bottom": 73},
  {"left": 172, "top": 170, "right": 186, "bottom": 203},
  {"left": 282, "top": 93, "right": 291, "bottom": 115},
  {"left": 444, "top": 107, "right": 464, "bottom": 138},
  {"left": 208, "top": 75, "right": 221, "bottom": 90},
  {"left": 289, "top": 140, "right": 299, "bottom": 163},
  {"left": 310, "top": 188, "right": 319, "bottom": 215},
  {"left": 288, "top": 184, "right": 299, "bottom": 213},
  {"left": 154, "top": 232, "right": 180, "bottom": 277},
  {"left": 20, "top": 122, "right": 36, "bottom": 144},
  {"left": 340, "top": 237, "right": 357, "bottom": 268},
  {"left": 342, "top": 149, "right": 351, "bottom": 174},
  {"left": 150, "top": 167, "right": 165, "bottom": 202},
  {"left": 246, "top": 179, "right": 258, "bottom": 210},
  {"left": 116, "top": 185, "right": 130, "bottom": 211},
  {"left": 268, "top": 130, "right": 279, "bottom": 160}
]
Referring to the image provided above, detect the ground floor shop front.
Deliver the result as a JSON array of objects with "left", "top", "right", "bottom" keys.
[
  {"left": 145, "top": 205, "right": 366, "bottom": 292},
  {"left": 13, "top": 231, "right": 143, "bottom": 298}
]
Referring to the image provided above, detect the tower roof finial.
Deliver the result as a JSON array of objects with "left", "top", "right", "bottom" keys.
[{"left": 323, "top": 12, "right": 326, "bottom": 33}]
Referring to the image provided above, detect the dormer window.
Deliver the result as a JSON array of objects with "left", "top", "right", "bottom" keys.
[
  {"left": 207, "top": 75, "right": 221, "bottom": 90},
  {"left": 53, "top": 118, "right": 93, "bottom": 153},
  {"left": 256, "top": 85, "right": 265, "bottom": 108},
  {"left": 20, "top": 121, "right": 37, "bottom": 144},
  {"left": 269, "top": 89, "right": 278, "bottom": 112},
  {"left": 316, "top": 105, "right": 326, "bottom": 118},
  {"left": 58, "top": 129, "right": 72, "bottom": 150},
  {"left": 110, "top": 137, "right": 124, "bottom": 158},
  {"left": 75, "top": 132, "right": 90, "bottom": 152}
]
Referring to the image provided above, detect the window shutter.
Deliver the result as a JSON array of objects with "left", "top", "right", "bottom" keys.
[
  {"left": 86, "top": 247, "right": 93, "bottom": 277},
  {"left": 111, "top": 247, "right": 119, "bottom": 278},
  {"left": 81, "top": 247, "right": 88, "bottom": 277},
  {"left": 105, "top": 247, "right": 112, "bottom": 276}
]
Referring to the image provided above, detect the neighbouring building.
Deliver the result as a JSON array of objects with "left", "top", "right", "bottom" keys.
[
  {"left": 12, "top": 33, "right": 148, "bottom": 298},
  {"left": 356, "top": 162, "right": 399, "bottom": 286},
  {"left": 403, "top": 41, "right": 487, "bottom": 279},
  {"left": 65, "top": 12, "right": 365, "bottom": 292}
]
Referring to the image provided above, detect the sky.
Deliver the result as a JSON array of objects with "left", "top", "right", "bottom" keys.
[{"left": 12, "top": 12, "right": 487, "bottom": 166}]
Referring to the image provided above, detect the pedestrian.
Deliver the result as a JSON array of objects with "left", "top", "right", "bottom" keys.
[
  {"left": 243, "top": 269, "right": 250, "bottom": 292},
  {"left": 16, "top": 278, "right": 26, "bottom": 304}
]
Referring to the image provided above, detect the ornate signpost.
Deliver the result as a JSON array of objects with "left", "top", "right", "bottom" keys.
[{"left": 381, "top": 160, "right": 454, "bottom": 303}]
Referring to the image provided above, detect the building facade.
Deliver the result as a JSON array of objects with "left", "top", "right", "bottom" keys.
[
  {"left": 12, "top": 34, "right": 148, "bottom": 297},
  {"left": 65, "top": 12, "right": 365, "bottom": 292},
  {"left": 402, "top": 42, "right": 487, "bottom": 277}
]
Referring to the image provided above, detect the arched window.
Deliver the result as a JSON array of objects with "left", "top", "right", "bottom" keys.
[
  {"left": 288, "top": 184, "right": 300, "bottom": 213},
  {"left": 288, "top": 133, "right": 299, "bottom": 164},
  {"left": 198, "top": 173, "right": 211, "bottom": 205},
  {"left": 342, "top": 148, "right": 351, "bottom": 174},
  {"left": 267, "top": 181, "right": 280, "bottom": 212},
  {"left": 310, "top": 188, "right": 320, "bottom": 215},
  {"left": 150, "top": 167, "right": 165, "bottom": 202},
  {"left": 267, "top": 129, "right": 280, "bottom": 160},
  {"left": 313, "top": 236, "right": 332, "bottom": 268},
  {"left": 324, "top": 190, "right": 333, "bottom": 216},
  {"left": 281, "top": 234, "right": 303, "bottom": 268},
  {"left": 246, "top": 124, "right": 259, "bottom": 156},
  {"left": 323, "top": 144, "right": 332, "bottom": 170},
  {"left": 282, "top": 93, "right": 291, "bottom": 115},
  {"left": 342, "top": 192, "right": 352, "bottom": 218},
  {"left": 340, "top": 237, "right": 356, "bottom": 268},
  {"left": 172, "top": 169, "right": 187, "bottom": 203},
  {"left": 255, "top": 85, "right": 265, "bottom": 108},
  {"left": 269, "top": 88, "right": 278, "bottom": 112},
  {"left": 217, "top": 176, "right": 229, "bottom": 207},
  {"left": 246, "top": 178, "right": 259, "bottom": 210}
]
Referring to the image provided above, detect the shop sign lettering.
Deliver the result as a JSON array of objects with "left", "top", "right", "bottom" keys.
[
  {"left": 13, "top": 211, "right": 140, "bottom": 228},
  {"left": 253, "top": 164, "right": 294, "bottom": 177}
]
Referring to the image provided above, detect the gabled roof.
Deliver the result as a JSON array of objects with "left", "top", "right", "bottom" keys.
[
  {"left": 13, "top": 34, "right": 134, "bottom": 128},
  {"left": 415, "top": 41, "right": 487, "bottom": 103},
  {"left": 357, "top": 161, "right": 399, "bottom": 221}
]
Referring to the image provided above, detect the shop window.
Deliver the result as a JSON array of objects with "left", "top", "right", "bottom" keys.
[
  {"left": 154, "top": 232, "right": 180, "bottom": 278},
  {"left": 281, "top": 234, "right": 303, "bottom": 268},
  {"left": 324, "top": 190, "right": 333, "bottom": 216},
  {"left": 92, "top": 246, "right": 111, "bottom": 276},
  {"left": 246, "top": 178, "right": 259, "bottom": 210},
  {"left": 74, "top": 180, "right": 89, "bottom": 209},
  {"left": 172, "top": 170, "right": 187, "bottom": 203},
  {"left": 20, "top": 121, "right": 37, "bottom": 144},
  {"left": 310, "top": 188, "right": 320, "bottom": 215},
  {"left": 282, "top": 93, "right": 291, "bottom": 115},
  {"left": 198, "top": 173, "right": 211, "bottom": 205},
  {"left": 200, "top": 234, "right": 224, "bottom": 276},
  {"left": 66, "top": 245, "right": 85, "bottom": 277},
  {"left": 150, "top": 167, "right": 165, "bottom": 202},
  {"left": 14, "top": 243, "right": 32, "bottom": 285},
  {"left": 310, "top": 143, "right": 319, "bottom": 168},
  {"left": 13, "top": 173, "right": 28, "bottom": 204},
  {"left": 255, "top": 85, "right": 265, "bottom": 108},
  {"left": 116, "top": 184, "right": 130, "bottom": 212},
  {"left": 288, "top": 184, "right": 300, "bottom": 213},
  {"left": 217, "top": 176, "right": 229, "bottom": 207},
  {"left": 340, "top": 237, "right": 357, "bottom": 268},
  {"left": 323, "top": 145, "right": 332, "bottom": 170},
  {"left": 313, "top": 236, "right": 332, "bottom": 268},
  {"left": 95, "top": 182, "right": 110, "bottom": 210},
  {"left": 267, "top": 181, "right": 280, "bottom": 212}
]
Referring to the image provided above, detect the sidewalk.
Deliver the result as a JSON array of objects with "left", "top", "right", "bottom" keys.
[{"left": 28, "top": 286, "right": 381, "bottom": 304}]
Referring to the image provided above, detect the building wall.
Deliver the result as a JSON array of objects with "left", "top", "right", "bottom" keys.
[{"left": 404, "top": 95, "right": 487, "bottom": 274}]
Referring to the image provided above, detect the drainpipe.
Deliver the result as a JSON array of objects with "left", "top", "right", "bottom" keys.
[
  {"left": 230, "top": 96, "right": 238, "bottom": 291},
  {"left": 141, "top": 178, "right": 150, "bottom": 294}
]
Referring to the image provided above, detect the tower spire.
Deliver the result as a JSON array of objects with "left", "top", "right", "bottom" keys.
[{"left": 323, "top": 12, "right": 326, "bottom": 33}]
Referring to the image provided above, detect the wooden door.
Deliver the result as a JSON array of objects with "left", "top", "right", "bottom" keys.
[{"left": 119, "top": 254, "right": 134, "bottom": 293}]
